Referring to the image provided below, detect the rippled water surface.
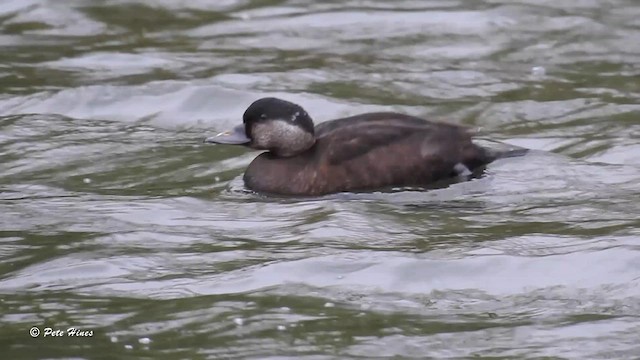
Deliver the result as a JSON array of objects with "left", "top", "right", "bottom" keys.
[{"left": 1, "top": 0, "right": 640, "bottom": 358}]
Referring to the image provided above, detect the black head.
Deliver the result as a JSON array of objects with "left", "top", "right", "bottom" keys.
[
  {"left": 243, "top": 98, "right": 314, "bottom": 136},
  {"left": 204, "top": 97, "right": 316, "bottom": 157}
]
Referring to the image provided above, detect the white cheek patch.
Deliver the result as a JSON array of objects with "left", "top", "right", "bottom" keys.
[
  {"left": 291, "top": 111, "right": 300, "bottom": 122},
  {"left": 252, "top": 119, "right": 314, "bottom": 156}
]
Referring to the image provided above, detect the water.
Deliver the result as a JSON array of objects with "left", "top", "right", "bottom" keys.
[{"left": 1, "top": 0, "right": 639, "bottom": 358}]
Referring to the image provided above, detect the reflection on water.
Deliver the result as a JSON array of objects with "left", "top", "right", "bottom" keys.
[{"left": 1, "top": 0, "right": 639, "bottom": 358}]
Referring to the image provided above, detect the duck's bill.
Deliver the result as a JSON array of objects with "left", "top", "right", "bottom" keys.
[{"left": 204, "top": 124, "right": 250, "bottom": 145}]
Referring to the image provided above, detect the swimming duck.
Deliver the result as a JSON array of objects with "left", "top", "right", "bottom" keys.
[{"left": 204, "top": 97, "right": 523, "bottom": 196}]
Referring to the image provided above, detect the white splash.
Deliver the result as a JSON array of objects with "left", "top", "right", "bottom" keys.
[{"left": 531, "top": 66, "right": 546, "bottom": 77}]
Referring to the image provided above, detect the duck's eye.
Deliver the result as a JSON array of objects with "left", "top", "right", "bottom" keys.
[{"left": 259, "top": 114, "right": 267, "bottom": 120}]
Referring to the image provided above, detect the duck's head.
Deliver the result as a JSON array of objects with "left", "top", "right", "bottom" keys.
[{"left": 204, "top": 97, "right": 316, "bottom": 157}]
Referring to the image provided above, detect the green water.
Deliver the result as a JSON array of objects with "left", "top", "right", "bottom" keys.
[{"left": 1, "top": 1, "right": 639, "bottom": 359}]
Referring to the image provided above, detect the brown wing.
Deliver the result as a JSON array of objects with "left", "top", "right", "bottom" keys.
[
  {"left": 322, "top": 124, "right": 418, "bottom": 165},
  {"left": 315, "top": 112, "right": 473, "bottom": 166}
]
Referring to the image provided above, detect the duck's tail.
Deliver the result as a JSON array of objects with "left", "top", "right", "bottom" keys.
[
  {"left": 472, "top": 139, "right": 529, "bottom": 163},
  {"left": 485, "top": 147, "right": 529, "bottom": 161}
]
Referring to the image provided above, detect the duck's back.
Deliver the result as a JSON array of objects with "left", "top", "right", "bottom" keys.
[
  {"left": 244, "top": 113, "right": 493, "bottom": 196},
  {"left": 315, "top": 113, "right": 485, "bottom": 160}
]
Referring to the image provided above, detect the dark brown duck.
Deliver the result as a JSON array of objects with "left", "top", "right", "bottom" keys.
[{"left": 204, "top": 97, "right": 525, "bottom": 196}]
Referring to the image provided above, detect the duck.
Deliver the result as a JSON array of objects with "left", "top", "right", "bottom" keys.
[{"left": 204, "top": 97, "right": 525, "bottom": 196}]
